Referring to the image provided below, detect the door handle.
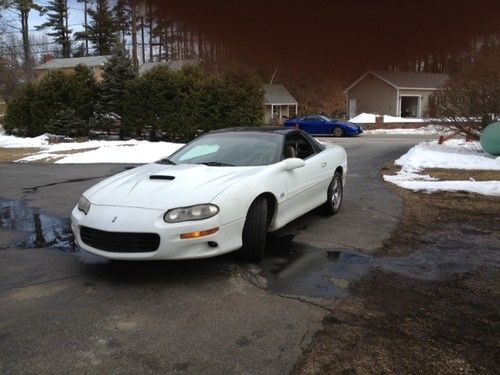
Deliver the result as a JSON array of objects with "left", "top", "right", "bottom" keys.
[{"left": 321, "top": 162, "right": 327, "bottom": 168}]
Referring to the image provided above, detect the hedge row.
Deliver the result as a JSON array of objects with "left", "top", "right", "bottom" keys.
[{"left": 3, "top": 48, "right": 264, "bottom": 141}]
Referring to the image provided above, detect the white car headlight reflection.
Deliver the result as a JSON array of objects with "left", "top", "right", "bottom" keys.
[
  {"left": 164, "top": 204, "right": 219, "bottom": 223},
  {"left": 78, "top": 196, "right": 91, "bottom": 215}
]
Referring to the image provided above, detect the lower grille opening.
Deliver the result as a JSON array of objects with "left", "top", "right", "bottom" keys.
[{"left": 80, "top": 226, "right": 160, "bottom": 253}]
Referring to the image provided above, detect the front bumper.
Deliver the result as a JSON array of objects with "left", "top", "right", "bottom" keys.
[
  {"left": 351, "top": 126, "right": 363, "bottom": 135},
  {"left": 71, "top": 205, "right": 245, "bottom": 260}
]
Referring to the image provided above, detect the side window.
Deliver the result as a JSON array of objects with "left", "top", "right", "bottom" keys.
[
  {"left": 295, "top": 133, "right": 314, "bottom": 159},
  {"left": 283, "top": 133, "right": 315, "bottom": 160},
  {"left": 283, "top": 134, "right": 297, "bottom": 159}
]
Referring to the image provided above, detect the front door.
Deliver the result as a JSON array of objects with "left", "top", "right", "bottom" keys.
[
  {"left": 302, "top": 116, "right": 324, "bottom": 134},
  {"left": 349, "top": 98, "right": 357, "bottom": 118},
  {"left": 280, "top": 132, "right": 330, "bottom": 224}
]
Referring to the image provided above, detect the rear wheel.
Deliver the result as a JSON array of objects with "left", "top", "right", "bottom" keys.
[
  {"left": 240, "top": 197, "right": 268, "bottom": 262},
  {"left": 332, "top": 126, "right": 344, "bottom": 137},
  {"left": 323, "top": 171, "right": 343, "bottom": 215}
]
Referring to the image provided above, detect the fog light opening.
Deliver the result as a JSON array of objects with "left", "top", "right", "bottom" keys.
[
  {"left": 180, "top": 227, "right": 219, "bottom": 239},
  {"left": 208, "top": 241, "right": 218, "bottom": 248}
]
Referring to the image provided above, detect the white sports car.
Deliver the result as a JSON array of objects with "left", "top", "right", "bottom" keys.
[{"left": 71, "top": 128, "right": 347, "bottom": 262}]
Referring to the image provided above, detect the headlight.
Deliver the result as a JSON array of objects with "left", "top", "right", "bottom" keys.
[
  {"left": 164, "top": 204, "right": 219, "bottom": 223},
  {"left": 77, "top": 196, "right": 91, "bottom": 215}
]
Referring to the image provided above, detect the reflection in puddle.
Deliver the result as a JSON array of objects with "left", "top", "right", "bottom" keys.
[
  {"left": 0, "top": 198, "right": 76, "bottom": 251},
  {"left": 261, "top": 231, "right": 500, "bottom": 299}
]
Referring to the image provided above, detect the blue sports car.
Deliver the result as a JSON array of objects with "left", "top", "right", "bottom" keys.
[{"left": 283, "top": 115, "right": 363, "bottom": 137}]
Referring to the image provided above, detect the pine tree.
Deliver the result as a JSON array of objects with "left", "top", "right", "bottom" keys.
[
  {"left": 99, "top": 44, "right": 138, "bottom": 139},
  {"left": 72, "top": 42, "right": 86, "bottom": 57},
  {"left": 76, "top": 0, "right": 89, "bottom": 55},
  {"left": 36, "top": 0, "right": 72, "bottom": 58},
  {"left": 11, "top": 0, "right": 43, "bottom": 79},
  {"left": 75, "top": 0, "right": 117, "bottom": 55},
  {"left": 113, "top": 0, "right": 130, "bottom": 47}
]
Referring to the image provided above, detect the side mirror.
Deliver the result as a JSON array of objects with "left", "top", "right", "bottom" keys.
[{"left": 282, "top": 157, "right": 305, "bottom": 171}]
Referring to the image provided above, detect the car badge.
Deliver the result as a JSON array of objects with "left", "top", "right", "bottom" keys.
[{"left": 112, "top": 216, "right": 117, "bottom": 223}]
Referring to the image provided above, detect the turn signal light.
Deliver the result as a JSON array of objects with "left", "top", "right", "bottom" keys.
[{"left": 180, "top": 227, "right": 219, "bottom": 239}]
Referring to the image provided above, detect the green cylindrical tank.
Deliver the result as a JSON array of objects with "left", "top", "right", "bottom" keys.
[{"left": 480, "top": 122, "right": 500, "bottom": 156}]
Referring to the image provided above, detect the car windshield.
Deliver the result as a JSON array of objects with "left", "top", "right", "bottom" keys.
[{"left": 164, "top": 132, "right": 283, "bottom": 167}]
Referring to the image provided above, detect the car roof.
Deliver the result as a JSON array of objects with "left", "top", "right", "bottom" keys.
[{"left": 209, "top": 127, "right": 295, "bottom": 135}]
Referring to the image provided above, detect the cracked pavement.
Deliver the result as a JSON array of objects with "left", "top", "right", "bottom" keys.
[{"left": 0, "top": 134, "right": 432, "bottom": 374}]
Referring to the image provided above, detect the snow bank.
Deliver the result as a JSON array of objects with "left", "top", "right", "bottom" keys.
[
  {"left": 395, "top": 139, "right": 500, "bottom": 171},
  {"left": 384, "top": 139, "right": 500, "bottom": 196},
  {"left": 384, "top": 179, "right": 500, "bottom": 196},
  {"left": 350, "top": 113, "right": 425, "bottom": 124},
  {"left": 1, "top": 130, "right": 184, "bottom": 164},
  {"left": 0, "top": 132, "right": 51, "bottom": 148},
  {"left": 364, "top": 125, "right": 445, "bottom": 135},
  {"left": 54, "top": 141, "right": 183, "bottom": 164}
]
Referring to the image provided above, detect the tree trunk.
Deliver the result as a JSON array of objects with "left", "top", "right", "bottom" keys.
[
  {"left": 64, "top": 0, "right": 70, "bottom": 57},
  {"left": 131, "top": 4, "right": 138, "bottom": 67},
  {"left": 140, "top": 15, "right": 146, "bottom": 63},
  {"left": 84, "top": 0, "right": 89, "bottom": 55},
  {"left": 148, "top": 5, "right": 153, "bottom": 61},
  {"left": 20, "top": 9, "right": 32, "bottom": 80}
]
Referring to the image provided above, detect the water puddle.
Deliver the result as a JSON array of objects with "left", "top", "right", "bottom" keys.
[
  {"left": 1, "top": 196, "right": 498, "bottom": 300},
  {"left": 0, "top": 198, "right": 76, "bottom": 251},
  {"left": 260, "top": 230, "right": 500, "bottom": 299}
]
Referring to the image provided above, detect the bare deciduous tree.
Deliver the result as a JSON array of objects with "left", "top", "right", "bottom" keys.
[{"left": 428, "top": 46, "right": 500, "bottom": 140}]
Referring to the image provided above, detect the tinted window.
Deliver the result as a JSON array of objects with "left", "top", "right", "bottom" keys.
[
  {"left": 284, "top": 133, "right": 315, "bottom": 160},
  {"left": 305, "top": 116, "right": 322, "bottom": 122},
  {"left": 167, "top": 132, "right": 283, "bottom": 166}
]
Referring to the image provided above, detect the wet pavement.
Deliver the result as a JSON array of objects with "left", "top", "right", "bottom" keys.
[
  {"left": 0, "top": 198, "right": 75, "bottom": 251},
  {"left": 2, "top": 194, "right": 496, "bottom": 303},
  {"left": 5, "top": 134, "right": 477, "bottom": 374},
  {"left": 259, "top": 225, "right": 500, "bottom": 299}
]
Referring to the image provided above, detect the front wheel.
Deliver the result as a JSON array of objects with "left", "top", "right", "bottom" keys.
[
  {"left": 240, "top": 197, "right": 268, "bottom": 262},
  {"left": 332, "top": 126, "right": 344, "bottom": 137},
  {"left": 323, "top": 171, "right": 343, "bottom": 215}
]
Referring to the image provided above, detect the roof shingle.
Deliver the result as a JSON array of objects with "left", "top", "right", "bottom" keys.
[
  {"left": 35, "top": 55, "right": 110, "bottom": 70},
  {"left": 263, "top": 84, "right": 297, "bottom": 105},
  {"left": 371, "top": 71, "right": 449, "bottom": 89}
]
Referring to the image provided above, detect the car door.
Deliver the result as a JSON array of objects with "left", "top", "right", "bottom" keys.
[
  {"left": 279, "top": 132, "right": 331, "bottom": 225},
  {"left": 299, "top": 116, "right": 316, "bottom": 134},
  {"left": 310, "top": 116, "right": 330, "bottom": 135}
]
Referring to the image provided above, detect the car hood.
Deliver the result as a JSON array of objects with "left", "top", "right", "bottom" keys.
[{"left": 84, "top": 163, "right": 262, "bottom": 209}]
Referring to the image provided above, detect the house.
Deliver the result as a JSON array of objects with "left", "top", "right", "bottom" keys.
[
  {"left": 344, "top": 71, "right": 449, "bottom": 118},
  {"left": 34, "top": 55, "right": 110, "bottom": 82},
  {"left": 138, "top": 58, "right": 202, "bottom": 75},
  {"left": 263, "top": 84, "right": 298, "bottom": 124}
]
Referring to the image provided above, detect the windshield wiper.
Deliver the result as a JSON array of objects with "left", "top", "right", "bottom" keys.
[
  {"left": 200, "top": 161, "right": 235, "bottom": 167},
  {"left": 158, "top": 158, "right": 176, "bottom": 165}
]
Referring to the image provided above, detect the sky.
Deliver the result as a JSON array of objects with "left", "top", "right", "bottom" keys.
[
  {"left": 1, "top": 0, "right": 84, "bottom": 43},
  {"left": 5, "top": 0, "right": 84, "bottom": 31}
]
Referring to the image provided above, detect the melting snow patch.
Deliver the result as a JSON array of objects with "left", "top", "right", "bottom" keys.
[
  {"left": 385, "top": 139, "right": 500, "bottom": 196},
  {"left": 364, "top": 125, "right": 446, "bottom": 135},
  {"left": 350, "top": 113, "right": 425, "bottom": 123},
  {"left": 0, "top": 130, "right": 184, "bottom": 164}
]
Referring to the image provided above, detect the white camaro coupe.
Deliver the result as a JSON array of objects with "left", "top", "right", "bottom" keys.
[{"left": 71, "top": 128, "right": 347, "bottom": 262}]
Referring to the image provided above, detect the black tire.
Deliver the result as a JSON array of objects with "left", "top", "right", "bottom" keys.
[
  {"left": 323, "top": 171, "right": 343, "bottom": 215},
  {"left": 332, "top": 126, "right": 344, "bottom": 137},
  {"left": 240, "top": 197, "right": 268, "bottom": 262}
]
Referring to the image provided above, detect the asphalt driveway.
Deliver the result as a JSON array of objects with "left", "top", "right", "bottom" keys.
[{"left": 0, "top": 134, "right": 432, "bottom": 374}]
